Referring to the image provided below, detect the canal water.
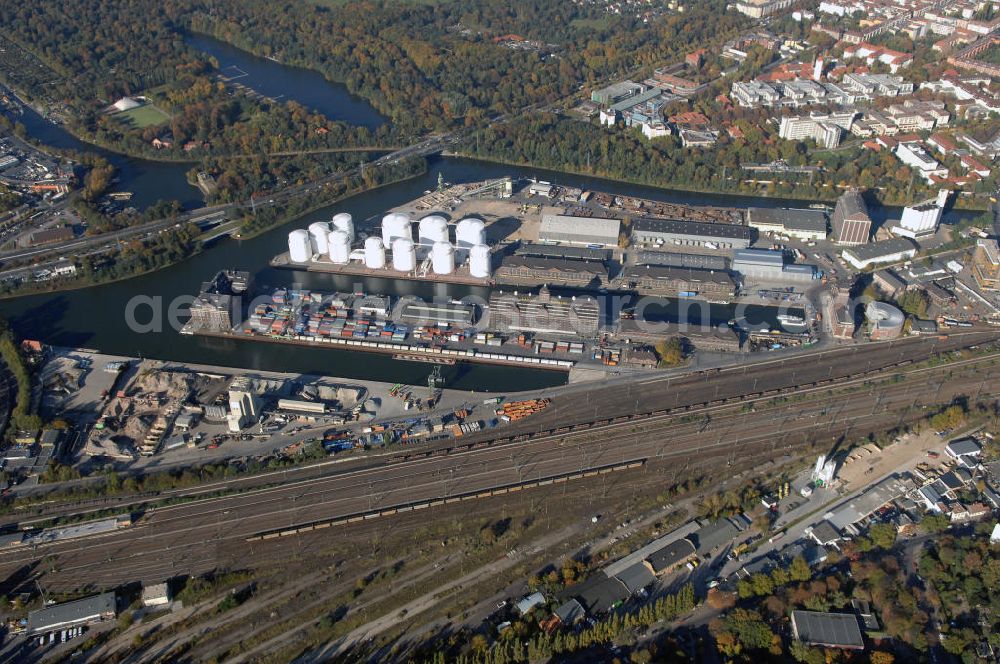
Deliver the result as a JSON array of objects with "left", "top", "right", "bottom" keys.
[
  {"left": 186, "top": 34, "right": 386, "bottom": 130},
  {"left": 2, "top": 34, "right": 985, "bottom": 389},
  {"left": 0, "top": 157, "right": 824, "bottom": 389},
  {"left": 15, "top": 104, "right": 205, "bottom": 211}
]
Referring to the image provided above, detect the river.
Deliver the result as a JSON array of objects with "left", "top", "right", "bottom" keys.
[
  {"left": 186, "top": 34, "right": 386, "bottom": 130},
  {"left": 0, "top": 157, "right": 843, "bottom": 390},
  {"left": 2, "top": 36, "right": 983, "bottom": 389},
  {"left": 15, "top": 103, "right": 205, "bottom": 211}
]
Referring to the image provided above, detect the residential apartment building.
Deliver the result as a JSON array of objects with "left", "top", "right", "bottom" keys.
[
  {"left": 779, "top": 112, "right": 856, "bottom": 148},
  {"left": 895, "top": 142, "right": 948, "bottom": 182},
  {"left": 735, "top": 0, "right": 797, "bottom": 18}
]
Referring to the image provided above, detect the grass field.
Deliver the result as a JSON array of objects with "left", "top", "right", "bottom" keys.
[{"left": 115, "top": 104, "right": 171, "bottom": 128}]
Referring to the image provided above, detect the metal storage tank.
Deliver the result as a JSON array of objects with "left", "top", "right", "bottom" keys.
[
  {"left": 455, "top": 218, "right": 486, "bottom": 249},
  {"left": 431, "top": 241, "right": 455, "bottom": 275},
  {"left": 363, "top": 237, "right": 386, "bottom": 269},
  {"left": 392, "top": 238, "right": 417, "bottom": 272},
  {"left": 418, "top": 215, "right": 449, "bottom": 245},
  {"left": 469, "top": 243, "right": 491, "bottom": 278},
  {"left": 381, "top": 213, "right": 411, "bottom": 248},
  {"left": 328, "top": 230, "right": 351, "bottom": 264},
  {"left": 308, "top": 222, "right": 330, "bottom": 256},
  {"left": 332, "top": 213, "right": 354, "bottom": 243},
  {"left": 288, "top": 229, "right": 312, "bottom": 263}
]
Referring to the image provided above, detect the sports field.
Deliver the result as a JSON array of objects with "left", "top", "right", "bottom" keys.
[{"left": 115, "top": 104, "right": 171, "bottom": 128}]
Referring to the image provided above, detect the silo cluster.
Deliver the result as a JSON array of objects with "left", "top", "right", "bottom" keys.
[{"left": 287, "top": 209, "right": 492, "bottom": 279}]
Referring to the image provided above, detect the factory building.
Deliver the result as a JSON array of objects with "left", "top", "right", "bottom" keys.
[
  {"left": 612, "top": 265, "right": 736, "bottom": 298},
  {"left": 539, "top": 214, "right": 622, "bottom": 248},
  {"left": 228, "top": 376, "right": 261, "bottom": 432},
  {"left": 277, "top": 399, "right": 327, "bottom": 415},
  {"left": 746, "top": 208, "right": 828, "bottom": 240},
  {"left": 866, "top": 300, "right": 905, "bottom": 340},
  {"left": 832, "top": 291, "right": 856, "bottom": 339},
  {"left": 633, "top": 251, "right": 728, "bottom": 271},
  {"left": 187, "top": 270, "right": 251, "bottom": 332},
  {"left": 399, "top": 301, "right": 478, "bottom": 326},
  {"left": 27, "top": 592, "right": 117, "bottom": 635},
  {"left": 831, "top": 189, "right": 872, "bottom": 246},
  {"left": 495, "top": 255, "right": 609, "bottom": 289},
  {"left": 731, "top": 249, "right": 819, "bottom": 284},
  {"left": 842, "top": 238, "right": 917, "bottom": 270},
  {"left": 516, "top": 244, "right": 610, "bottom": 263},
  {"left": 972, "top": 238, "right": 1000, "bottom": 291},
  {"left": 631, "top": 219, "right": 755, "bottom": 250},
  {"left": 488, "top": 286, "right": 601, "bottom": 338},
  {"left": 591, "top": 80, "right": 646, "bottom": 106},
  {"left": 891, "top": 190, "right": 948, "bottom": 238}
]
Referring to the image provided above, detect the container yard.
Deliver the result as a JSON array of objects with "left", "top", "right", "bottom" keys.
[{"left": 185, "top": 283, "right": 587, "bottom": 371}]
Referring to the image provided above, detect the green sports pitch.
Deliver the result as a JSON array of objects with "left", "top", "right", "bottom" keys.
[{"left": 115, "top": 104, "right": 171, "bottom": 128}]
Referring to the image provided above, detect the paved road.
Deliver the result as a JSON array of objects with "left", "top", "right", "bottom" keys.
[{"left": 0, "top": 332, "right": 996, "bottom": 592}]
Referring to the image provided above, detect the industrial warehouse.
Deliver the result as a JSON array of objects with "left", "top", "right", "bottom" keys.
[{"left": 630, "top": 218, "right": 756, "bottom": 250}]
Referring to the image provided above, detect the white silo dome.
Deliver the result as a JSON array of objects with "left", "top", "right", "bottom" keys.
[
  {"left": 308, "top": 222, "right": 330, "bottom": 256},
  {"left": 381, "top": 212, "right": 411, "bottom": 248},
  {"left": 455, "top": 218, "right": 486, "bottom": 249},
  {"left": 328, "top": 230, "right": 351, "bottom": 264},
  {"left": 431, "top": 241, "right": 455, "bottom": 275},
  {"left": 363, "top": 237, "right": 386, "bottom": 269},
  {"left": 332, "top": 213, "right": 354, "bottom": 243},
  {"left": 288, "top": 229, "right": 312, "bottom": 263},
  {"left": 418, "top": 215, "right": 449, "bottom": 246},
  {"left": 469, "top": 243, "right": 491, "bottom": 278},
  {"left": 392, "top": 237, "right": 416, "bottom": 272}
]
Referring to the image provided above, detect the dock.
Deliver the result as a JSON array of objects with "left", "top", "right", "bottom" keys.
[
  {"left": 271, "top": 252, "right": 492, "bottom": 287},
  {"left": 184, "top": 327, "right": 575, "bottom": 372}
]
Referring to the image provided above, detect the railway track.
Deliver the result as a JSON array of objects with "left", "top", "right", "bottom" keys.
[
  {"left": 7, "top": 335, "right": 999, "bottom": 527},
  {"left": 0, "top": 344, "right": 996, "bottom": 590}
]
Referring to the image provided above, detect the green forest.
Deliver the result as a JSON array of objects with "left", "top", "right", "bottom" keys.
[
  {"left": 0, "top": 0, "right": 747, "bottom": 155},
  {"left": 464, "top": 114, "right": 964, "bottom": 204}
]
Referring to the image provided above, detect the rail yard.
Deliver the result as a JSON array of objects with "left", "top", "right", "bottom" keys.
[{"left": 1, "top": 330, "right": 997, "bottom": 593}]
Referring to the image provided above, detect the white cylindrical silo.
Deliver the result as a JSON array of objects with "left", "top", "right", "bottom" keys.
[
  {"left": 455, "top": 218, "right": 486, "bottom": 249},
  {"left": 308, "top": 222, "right": 330, "bottom": 256},
  {"left": 288, "top": 229, "right": 312, "bottom": 263},
  {"left": 381, "top": 212, "right": 411, "bottom": 248},
  {"left": 469, "top": 243, "right": 491, "bottom": 279},
  {"left": 392, "top": 238, "right": 416, "bottom": 272},
  {"left": 328, "top": 230, "right": 351, "bottom": 264},
  {"left": 418, "top": 215, "right": 449, "bottom": 246},
  {"left": 431, "top": 241, "right": 455, "bottom": 275},
  {"left": 332, "top": 212, "right": 354, "bottom": 243},
  {"left": 364, "top": 237, "right": 386, "bottom": 269}
]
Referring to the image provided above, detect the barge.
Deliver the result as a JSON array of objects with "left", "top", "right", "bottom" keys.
[{"left": 183, "top": 285, "right": 579, "bottom": 371}]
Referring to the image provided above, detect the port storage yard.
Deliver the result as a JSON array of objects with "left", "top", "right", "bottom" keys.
[{"left": 0, "top": 330, "right": 997, "bottom": 592}]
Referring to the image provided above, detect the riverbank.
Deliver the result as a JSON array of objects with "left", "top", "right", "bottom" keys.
[
  {"left": 445, "top": 149, "right": 991, "bottom": 212},
  {"left": 0, "top": 161, "right": 428, "bottom": 300}
]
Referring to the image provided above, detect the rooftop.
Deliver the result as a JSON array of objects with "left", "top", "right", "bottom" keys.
[
  {"left": 748, "top": 207, "right": 828, "bottom": 233},
  {"left": 632, "top": 218, "right": 756, "bottom": 241},
  {"left": 843, "top": 238, "right": 917, "bottom": 263},
  {"left": 791, "top": 610, "right": 865, "bottom": 649},
  {"left": 644, "top": 539, "right": 696, "bottom": 574},
  {"left": 540, "top": 214, "right": 621, "bottom": 243},
  {"left": 27, "top": 592, "right": 116, "bottom": 634}
]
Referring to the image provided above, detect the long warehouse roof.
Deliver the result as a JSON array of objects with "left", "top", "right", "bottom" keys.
[{"left": 632, "top": 218, "right": 755, "bottom": 240}]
